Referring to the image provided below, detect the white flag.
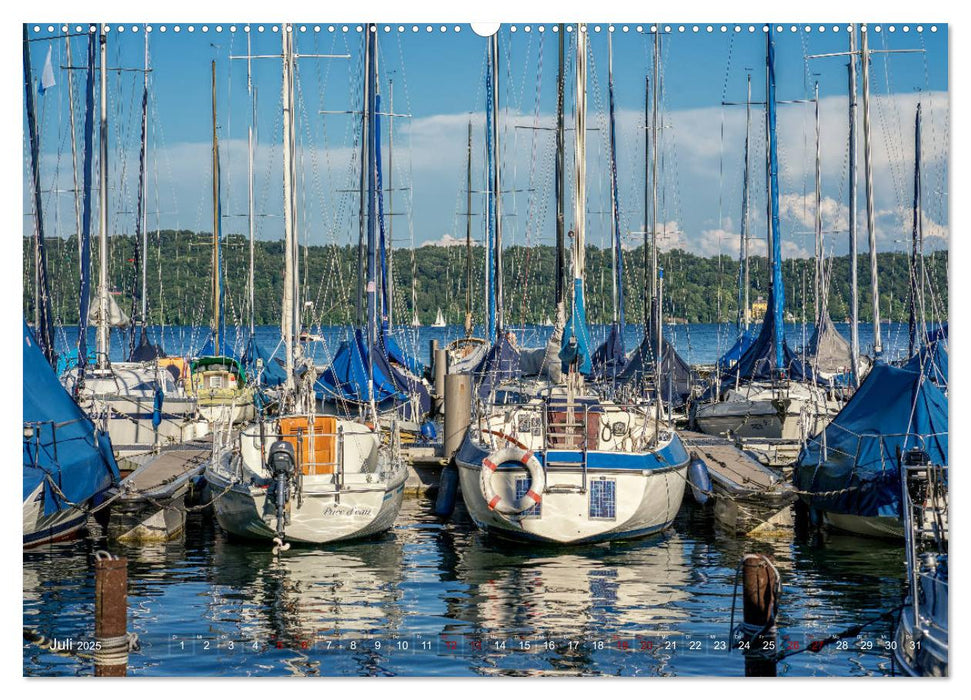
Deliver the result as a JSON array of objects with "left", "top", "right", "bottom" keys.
[{"left": 39, "top": 46, "right": 56, "bottom": 94}]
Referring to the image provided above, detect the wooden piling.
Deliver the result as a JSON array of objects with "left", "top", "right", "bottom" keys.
[
  {"left": 742, "top": 553, "right": 779, "bottom": 677},
  {"left": 94, "top": 552, "right": 128, "bottom": 676}
]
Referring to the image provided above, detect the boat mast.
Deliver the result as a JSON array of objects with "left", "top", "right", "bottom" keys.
[
  {"left": 210, "top": 60, "right": 222, "bottom": 356},
  {"left": 650, "top": 28, "right": 660, "bottom": 334},
  {"left": 23, "top": 26, "right": 55, "bottom": 365},
  {"left": 97, "top": 25, "right": 110, "bottom": 369},
  {"left": 75, "top": 30, "right": 97, "bottom": 384},
  {"left": 607, "top": 30, "right": 624, "bottom": 332},
  {"left": 813, "top": 80, "right": 822, "bottom": 326},
  {"left": 464, "top": 119, "right": 474, "bottom": 336},
  {"left": 860, "top": 26, "right": 882, "bottom": 357},
  {"left": 909, "top": 103, "right": 922, "bottom": 357},
  {"left": 766, "top": 30, "right": 785, "bottom": 371},
  {"left": 281, "top": 26, "right": 297, "bottom": 388},
  {"left": 384, "top": 82, "right": 394, "bottom": 326},
  {"left": 140, "top": 31, "right": 149, "bottom": 340},
  {"left": 555, "top": 24, "right": 566, "bottom": 314},
  {"left": 66, "top": 35, "right": 82, "bottom": 267},
  {"left": 364, "top": 25, "right": 379, "bottom": 416},
  {"left": 643, "top": 75, "right": 650, "bottom": 339},
  {"left": 484, "top": 32, "right": 502, "bottom": 342},
  {"left": 739, "top": 73, "right": 752, "bottom": 333},
  {"left": 574, "top": 25, "right": 587, "bottom": 295},
  {"left": 247, "top": 31, "right": 256, "bottom": 336},
  {"left": 848, "top": 29, "right": 861, "bottom": 387}
]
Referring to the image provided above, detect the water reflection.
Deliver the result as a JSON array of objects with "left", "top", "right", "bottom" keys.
[{"left": 23, "top": 500, "right": 909, "bottom": 677}]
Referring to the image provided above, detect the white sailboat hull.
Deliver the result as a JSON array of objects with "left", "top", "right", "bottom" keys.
[{"left": 204, "top": 418, "right": 406, "bottom": 544}]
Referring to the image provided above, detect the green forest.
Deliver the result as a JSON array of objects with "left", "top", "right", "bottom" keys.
[{"left": 24, "top": 230, "right": 948, "bottom": 328}]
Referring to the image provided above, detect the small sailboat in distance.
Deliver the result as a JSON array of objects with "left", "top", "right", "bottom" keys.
[{"left": 431, "top": 308, "right": 446, "bottom": 328}]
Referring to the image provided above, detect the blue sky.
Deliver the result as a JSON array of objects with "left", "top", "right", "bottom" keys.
[{"left": 24, "top": 22, "right": 948, "bottom": 260}]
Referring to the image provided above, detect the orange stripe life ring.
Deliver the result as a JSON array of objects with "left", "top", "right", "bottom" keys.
[{"left": 480, "top": 445, "right": 545, "bottom": 516}]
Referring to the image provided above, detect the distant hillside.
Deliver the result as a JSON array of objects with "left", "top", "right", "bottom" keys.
[{"left": 24, "top": 231, "right": 948, "bottom": 327}]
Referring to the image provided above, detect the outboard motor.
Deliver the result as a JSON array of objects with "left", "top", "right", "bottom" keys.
[{"left": 266, "top": 440, "right": 296, "bottom": 548}]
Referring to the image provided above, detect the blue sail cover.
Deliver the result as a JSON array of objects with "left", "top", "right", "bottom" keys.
[
  {"left": 560, "top": 278, "right": 593, "bottom": 375},
  {"left": 591, "top": 321, "right": 627, "bottom": 380},
  {"left": 23, "top": 321, "right": 119, "bottom": 517},
  {"left": 617, "top": 321, "right": 696, "bottom": 409},
  {"left": 315, "top": 329, "right": 431, "bottom": 419},
  {"left": 903, "top": 337, "right": 948, "bottom": 389},
  {"left": 473, "top": 334, "right": 523, "bottom": 399},
  {"left": 196, "top": 333, "right": 240, "bottom": 361},
  {"left": 241, "top": 334, "right": 287, "bottom": 388},
  {"left": 718, "top": 329, "right": 757, "bottom": 370},
  {"left": 712, "top": 287, "right": 812, "bottom": 395},
  {"left": 130, "top": 329, "right": 166, "bottom": 362},
  {"left": 382, "top": 324, "right": 425, "bottom": 377},
  {"left": 794, "top": 362, "right": 948, "bottom": 519}
]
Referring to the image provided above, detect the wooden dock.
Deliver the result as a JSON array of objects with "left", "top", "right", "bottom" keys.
[
  {"left": 680, "top": 430, "right": 795, "bottom": 536},
  {"left": 108, "top": 441, "right": 211, "bottom": 543}
]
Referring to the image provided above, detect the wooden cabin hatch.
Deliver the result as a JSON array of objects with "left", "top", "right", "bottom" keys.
[
  {"left": 278, "top": 416, "right": 338, "bottom": 475},
  {"left": 545, "top": 401, "right": 602, "bottom": 450}
]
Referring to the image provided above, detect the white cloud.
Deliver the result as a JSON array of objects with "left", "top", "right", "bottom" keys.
[{"left": 420, "top": 233, "right": 478, "bottom": 247}]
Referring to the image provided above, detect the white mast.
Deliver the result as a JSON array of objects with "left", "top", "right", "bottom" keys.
[
  {"left": 848, "top": 28, "right": 861, "bottom": 387},
  {"left": 281, "top": 26, "right": 297, "bottom": 389},
  {"left": 573, "top": 25, "right": 586, "bottom": 281},
  {"left": 814, "top": 80, "right": 822, "bottom": 325},
  {"left": 860, "top": 25, "right": 882, "bottom": 356},
  {"left": 141, "top": 29, "right": 149, "bottom": 327},
  {"left": 607, "top": 31, "right": 618, "bottom": 322},
  {"left": 97, "top": 25, "right": 109, "bottom": 369},
  {"left": 247, "top": 31, "right": 256, "bottom": 335}
]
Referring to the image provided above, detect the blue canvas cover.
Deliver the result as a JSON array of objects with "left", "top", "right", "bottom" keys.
[
  {"left": 714, "top": 288, "right": 812, "bottom": 392},
  {"left": 23, "top": 321, "right": 119, "bottom": 516},
  {"left": 718, "top": 329, "right": 757, "bottom": 370},
  {"left": 903, "top": 337, "right": 948, "bottom": 388},
  {"left": 591, "top": 321, "right": 627, "bottom": 380},
  {"left": 473, "top": 334, "right": 523, "bottom": 399},
  {"left": 129, "top": 328, "right": 166, "bottom": 362},
  {"left": 560, "top": 278, "right": 593, "bottom": 375},
  {"left": 793, "top": 362, "right": 948, "bottom": 519},
  {"left": 382, "top": 324, "right": 425, "bottom": 378},
  {"left": 617, "top": 326, "right": 696, "bottom": 409},
  {"left": 316, "top": 329, "right": 431, "bottom": 419},
  {"left": 241, "top": 334, "right": 287, "bottom": 388}
]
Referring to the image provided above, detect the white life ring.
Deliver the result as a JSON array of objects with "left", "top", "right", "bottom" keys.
[{"left": 480, "top": 445, "right": 545, "bottom": 515}]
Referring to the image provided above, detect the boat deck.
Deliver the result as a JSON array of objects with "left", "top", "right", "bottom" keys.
[
  {"left": 120, "top": 441, "right": 211, "bottom": 498},
  {"left": 680, "top": 430, "right": 781, "bottom": 495}
]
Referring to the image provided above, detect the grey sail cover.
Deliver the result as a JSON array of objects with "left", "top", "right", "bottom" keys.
[
  {"left": 805, "top": 312, "right": 853, "bottom": 375},
  {"left": 88, "top": 293, "right": 131, "bottom": 328}
]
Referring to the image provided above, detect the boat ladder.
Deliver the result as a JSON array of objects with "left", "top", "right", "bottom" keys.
[{"left": 541, "top": 401, "right": 589, "bottom": 494}]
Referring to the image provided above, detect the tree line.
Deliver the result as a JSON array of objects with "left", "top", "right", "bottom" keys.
[{"left": 24, "top": 230, "right": 948, "bottom": 327}]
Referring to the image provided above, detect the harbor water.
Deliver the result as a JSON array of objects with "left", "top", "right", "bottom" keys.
[
  {"left": 25, "top": 323, "right": 915, "bottom": 677},
  {"left": 24, "top": 499, "right": 908, "bottom": 676}
]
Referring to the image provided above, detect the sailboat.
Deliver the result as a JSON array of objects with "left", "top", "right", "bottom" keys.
[
  {"left": 692, "top": 32, "right": 840, "bottom": 466},
  {"left": 24, "top": 321, "right": 121, "bottom": 547},
  {"left": 60, "top": 27, "right": 202, "bottom": 468},
  {"left": 893, "top": 453, "right": 948, "bottom": 676},
  {"left": 445, "top": 120, "right": 492, "bottom": 374},
  {"left": 612, "top": 28, "right": 697, "bottom": 419},
  {"left": 187, "top": 61, "right": 255, "bottom": 426},
  {"left": 455, "top": 25, "right": 689, "bottom": 545},
  {"left": 794, "top": 103, "right": 949, "bottom": 539},
  {"left": 205, "top": 24, "right": 406, "bottom": 547},
  {"left": 431, "top": 308, "right": 446, "bottom": 328}
]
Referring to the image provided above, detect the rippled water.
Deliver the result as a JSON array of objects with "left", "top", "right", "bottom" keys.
[{"left": 23, "top": 499, "right": 907, "bottom": 677}]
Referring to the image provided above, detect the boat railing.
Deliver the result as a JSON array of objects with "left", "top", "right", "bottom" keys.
[
  {"left": 240, "top": 423, "right": 345, "bottom": 481},
  {"left": 23, "top": 418, "right": 92, "bottom": 466},
  {"left": 900, "top": 451, "right": 948, "bottom": 640}
]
